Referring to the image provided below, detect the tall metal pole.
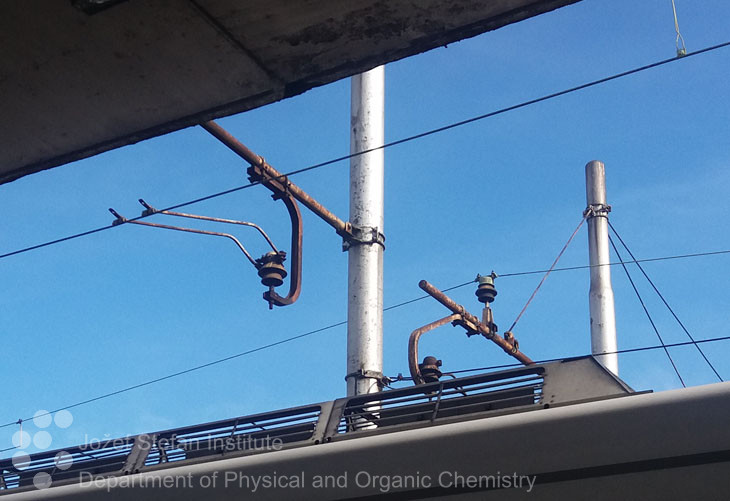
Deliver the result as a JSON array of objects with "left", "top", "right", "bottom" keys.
[
  {"left": 585, "top": 160, "right": 619, "bottom": 376},
  {"left": 346, "top": 67, "right": 385, "bottom": 396}
]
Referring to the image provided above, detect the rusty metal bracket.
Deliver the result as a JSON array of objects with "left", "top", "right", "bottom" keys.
[
  {"left": 245, "top": 165, "right": 303, "bottom": 308},
  {"left": 202, "top": 120, "right": 384, "bottom": 249},
  {"left": 408, "top": 314, "right": 461, "bottom": 385},
  {"left": 418, "top": 280, "right": 534, "bottom": 366}
]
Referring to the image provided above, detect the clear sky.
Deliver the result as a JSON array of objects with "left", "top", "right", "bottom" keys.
[{"left": 2, "top": 0, "right": 730, "bottom": 458}]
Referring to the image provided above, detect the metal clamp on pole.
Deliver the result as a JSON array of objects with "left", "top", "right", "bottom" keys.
[
  {"left": 341, "top": 223, "right": 385, "bottom": 251},
  {"left": 584, "top": 203, "right": 612, "bottom": 219},
  {"left": 344, "top": 369, "right": 388, "bottom": 390}
]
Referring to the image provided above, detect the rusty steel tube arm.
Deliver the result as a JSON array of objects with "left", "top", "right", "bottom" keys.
[
  {"left": 409, "top": 314, "right": 461, "bottom": 385},
  {"left": 201, "top": 120, "right": 349, "bottom": 236},
  {"left": 138, "top": 199, "right": 279, "bottom": 252},
  {"left": 418, "top": 280, "right": 534, "bottom": 366}
]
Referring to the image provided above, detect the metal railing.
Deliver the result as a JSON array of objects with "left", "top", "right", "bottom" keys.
[{"left": 0, "top": 357, "right": 630, "bottom": 494}]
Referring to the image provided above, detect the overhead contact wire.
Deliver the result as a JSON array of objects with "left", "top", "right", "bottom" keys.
[{"left": 2, "top": 40, "right": 730, "bottom": 261}]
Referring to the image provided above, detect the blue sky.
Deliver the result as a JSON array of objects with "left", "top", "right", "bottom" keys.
[{"left": 2, "top": 0, "right": 730, "bottom": 457}]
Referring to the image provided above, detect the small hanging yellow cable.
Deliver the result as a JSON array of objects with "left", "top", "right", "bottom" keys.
[{"left": 671, "top": 0, "right": 687, "bottom": 57}]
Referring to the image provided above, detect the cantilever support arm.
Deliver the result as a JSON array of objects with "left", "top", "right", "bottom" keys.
[
  {"left": 418, "top": 280, "right": 534, "bottom": 366},
  {"left": 409, "top": 314, "right": 461, "bottom": 385},
  {"left": 200, "top": 120, "right": 352, "bottom": 238},
  {"left": 108, "top": 208, "right": 259, "bottom": 267},
  {"left": 138, "top": 199, "right": 279, "bottom": 252},
  {"left": 134, "top": 199, "right": 299, "bottom": 307}
]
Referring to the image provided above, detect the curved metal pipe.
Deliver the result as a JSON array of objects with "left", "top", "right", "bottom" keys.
[
  {"left": 408, "top": 314, "right": 461, "bottom": 385},
  {"left": 262, "top": 189, "right": 302, "bottom": 307}
]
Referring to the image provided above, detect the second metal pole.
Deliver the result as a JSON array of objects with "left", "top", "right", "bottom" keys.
[
  {"left": 346, "top": 67, "right": 385, "bottom": 396},
  {"left": 585, "top": 160, "right": 619, "bottom": 376}
]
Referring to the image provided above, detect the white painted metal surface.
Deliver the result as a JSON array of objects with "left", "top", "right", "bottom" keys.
[
  {"left": 346, "top": 67, "right": 385, "bottom": 396},
  {"left": 585, "top": 160, "right": 619, "bottom": 376}
]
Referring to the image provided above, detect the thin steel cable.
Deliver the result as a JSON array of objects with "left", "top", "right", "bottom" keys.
[
  {"left": 383, "top": 280, "right": 474, "bottom": 311},
  {"left": 498, "top": 249, "right": 730, "bottom": 277},
  {"left": 608, "top": 234, "right": 686, "bottom": 387},
  {"left": 506, "top": 215, "right": 587, "bottom": 332},
  {"left": 2, "top": 245, "right": 728, "bottom": 434},
  {"left": 0, "top": 320, "right": 347, "bottom": 431},
  {"left": 379, "top": 249, "right": 730, "bottom": 311},
  {"left": 607, "top": 221, "right": 723, "bottom": 382},
  {"left": 448, "top": 334, "right": 730, "bottom": 375},
  {"left": 2, "top": 40, "right": 730, "bottom": 262}
]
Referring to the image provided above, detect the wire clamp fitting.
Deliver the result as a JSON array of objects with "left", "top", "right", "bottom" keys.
[
  {"left": 504, "top": 331, "right": 519, "bottom": 353},
  {"left": 583, "top": 203, "right": 611, "bottom": 219},
  {"left": 108, "top": 208, "right": 127, "bottom": 225},
  {"left": 341, "top": 223, "right": 386, "bottom": 251}
]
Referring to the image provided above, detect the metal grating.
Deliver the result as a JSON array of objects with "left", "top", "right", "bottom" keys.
[
  {"left": 0, "top": 436, "right": 136, "bottom": 490},
  {"left": 146, "top": 405, "right": 321, "bottom": 466},
  {"left": 338, "top": 368, "right": 544, "bottom": 433},
  {"left": 0, "top": 405, "right": 321, "bottom": 491}
]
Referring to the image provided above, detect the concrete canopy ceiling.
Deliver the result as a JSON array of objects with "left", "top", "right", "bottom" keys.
[{"left": 0, "top": 0, "right": 579, "bottom": 185}]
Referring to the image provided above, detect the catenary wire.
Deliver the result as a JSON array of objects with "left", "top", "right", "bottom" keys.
[
  {"left": 608, "top": 234, "right": 686, "bottom": 387},
  {"left": 445, "top": 334, "right": 730, "bottom": 376},
  {"left": 608, "top": 221, "right": 723, "bottom": 382},
  {"left": 1, "top": 244, "right": 728, "bottom": 435},
  {"left": 0, "top": 320, "right": 347, "bottom": 431},
  {"left": 383, "top": 249, "right": 730, "bottom": 310},
  {"left": 3, "top": 36, "right": 730, "bottom": 437},
  {"left": 2, "top": 40, "right": 730, "bottom": 262}
]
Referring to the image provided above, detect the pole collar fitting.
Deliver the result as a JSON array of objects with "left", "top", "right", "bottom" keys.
[
  {"left": 341, "top": 223, "right": 386, "bottom": 251},
  {"left": 345, "top": 369, "right": 388, "bottom": 388},
  {"left": 583, "top": 203, "right": 612, "bottom": 219}
]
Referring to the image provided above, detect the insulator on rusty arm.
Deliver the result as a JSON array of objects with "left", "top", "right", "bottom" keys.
[{"left": 108, "top": 203, "right": 294, "bottom": 309}]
